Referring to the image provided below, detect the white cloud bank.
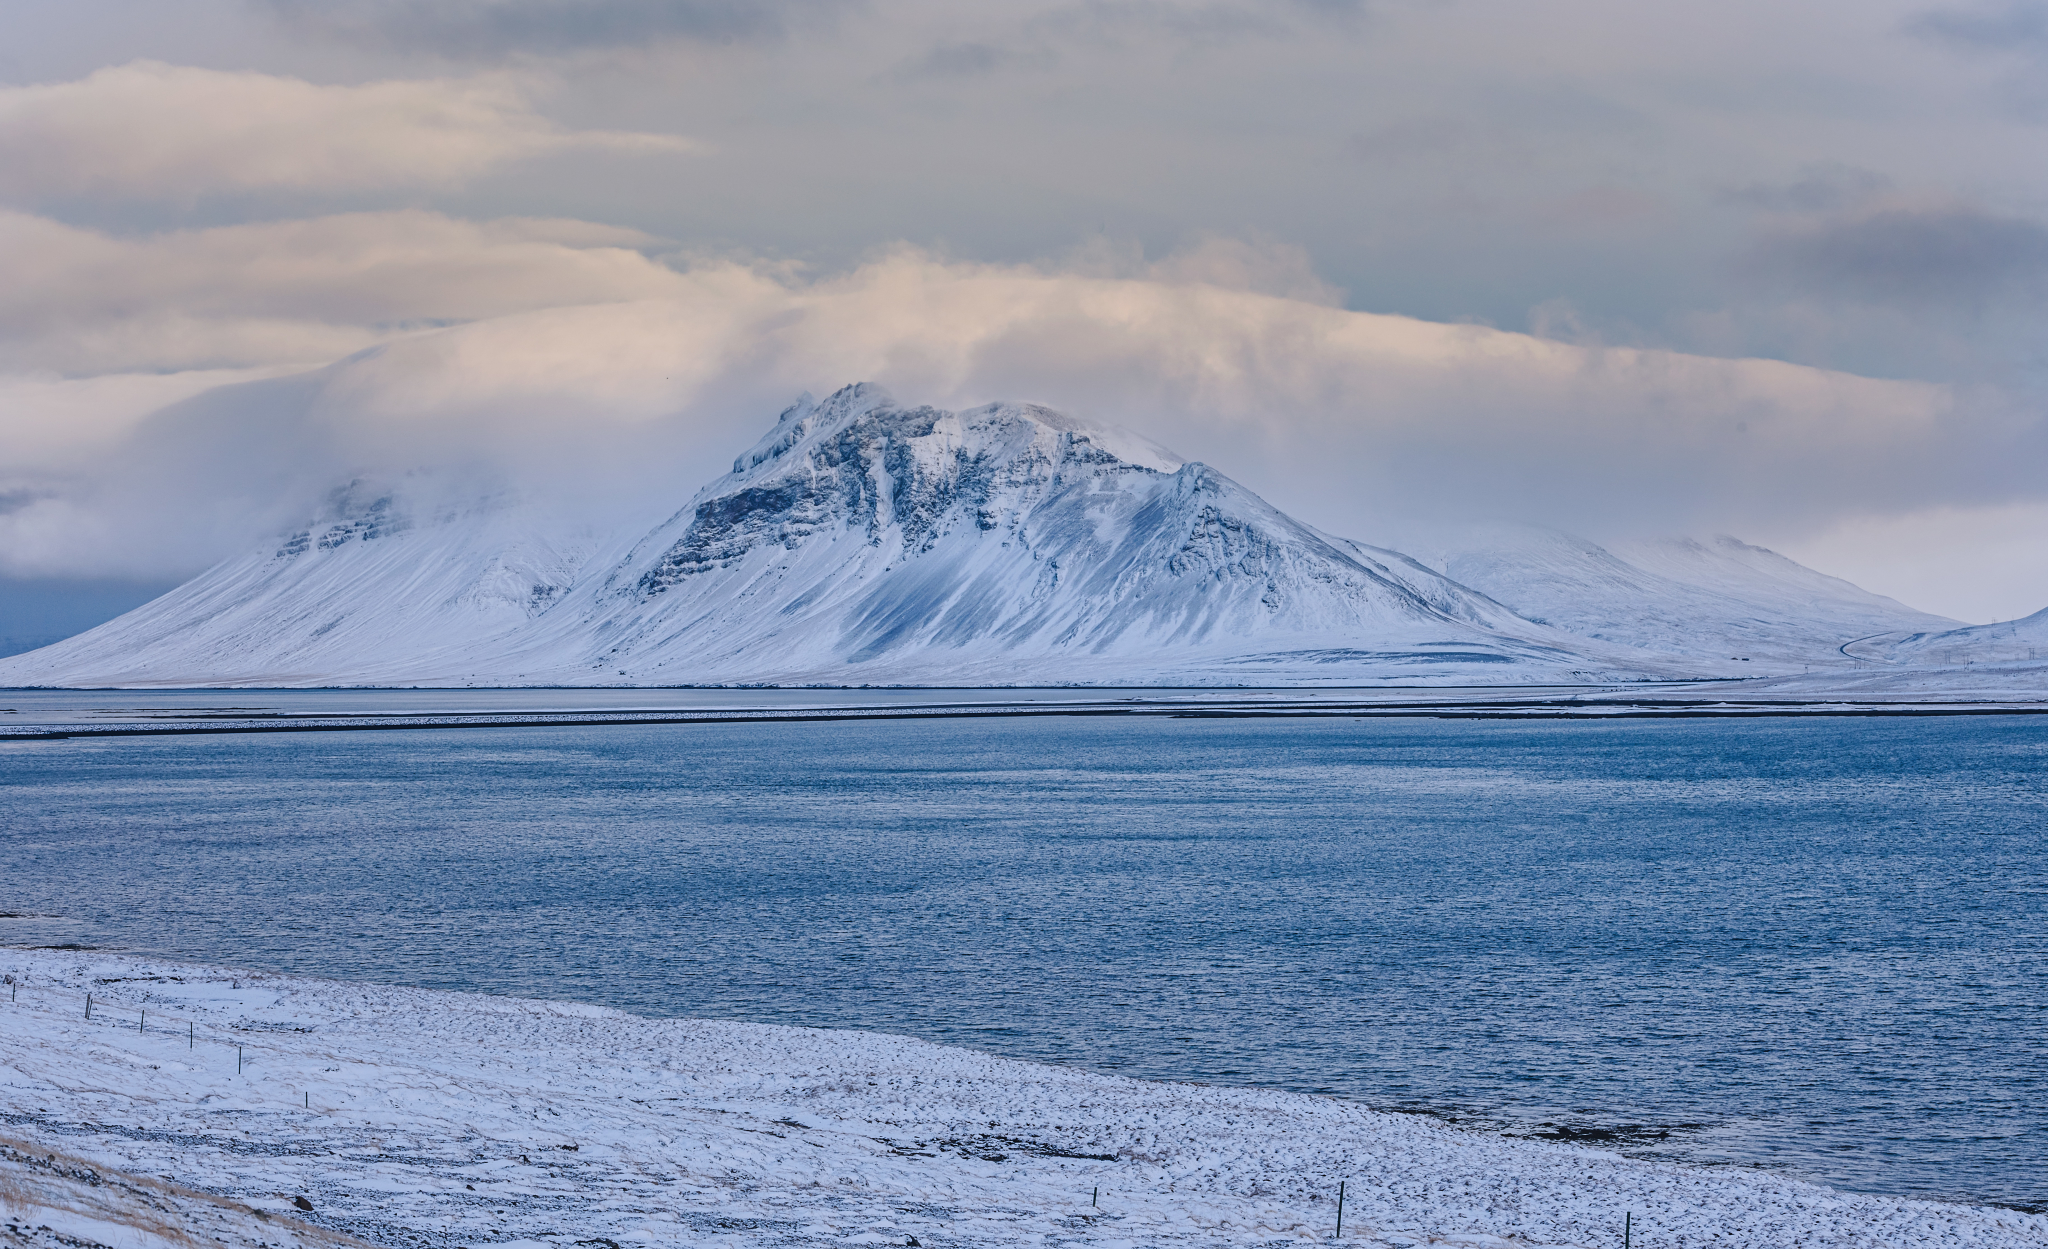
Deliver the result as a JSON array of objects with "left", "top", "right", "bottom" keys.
[
  {"left": 6, "top": 248, "right": 2033, "bottom": 624},
  {"left": 0, "top": 61, "right": 694, "bottom": 201}
]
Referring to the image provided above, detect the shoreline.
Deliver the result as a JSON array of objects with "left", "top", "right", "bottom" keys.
[
  {"left": 1, "top": 948, "right": 2041, "bottom": 1248},
  {"left": 8, "top": 688, "right": 2048, "bottom": 742}
]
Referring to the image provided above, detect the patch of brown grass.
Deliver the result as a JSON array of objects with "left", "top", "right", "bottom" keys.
[{"left": 0, "top": 1132, "right": 375, "bottom": 1249}]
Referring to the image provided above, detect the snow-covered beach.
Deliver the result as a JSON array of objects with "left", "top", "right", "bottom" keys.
[{"left": 1, "top": 949, "right": 2040, "bottom": 1249}]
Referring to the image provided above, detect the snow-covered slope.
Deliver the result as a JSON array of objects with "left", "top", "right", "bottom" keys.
[{"left": 1391, "top": 526, "right": 1958, "bottom": 675}]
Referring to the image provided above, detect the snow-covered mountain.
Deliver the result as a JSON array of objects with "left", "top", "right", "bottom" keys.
[
  {"left": 0, "top": 383, "right": 1988, "bottom": 688},
  {"left": 480, "top": 384, "right": 1626, "bottom": 685}
]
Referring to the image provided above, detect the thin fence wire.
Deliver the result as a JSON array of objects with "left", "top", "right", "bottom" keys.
[{"left": 1, "top": 977, "right": 282, "bottom": 1078}]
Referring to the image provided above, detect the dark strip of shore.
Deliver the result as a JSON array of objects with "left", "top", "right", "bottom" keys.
[{"left": 7, "top": 695, "right": 2048, "bottom": 740}]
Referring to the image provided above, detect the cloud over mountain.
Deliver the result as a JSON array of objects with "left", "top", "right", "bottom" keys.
[{"left": 4, "top": 251, "right": 2021, "bottom": 599}]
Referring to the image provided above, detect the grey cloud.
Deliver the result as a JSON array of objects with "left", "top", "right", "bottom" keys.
[
  {"left": 1348, "top": 116, "right": 1470, "bottom": 163},
  {"left": 1906, "top": 4, "right": 2048, "bottom": 121},
  {"left": 1721, "top": 163, "right": 1894, "bottom": 214},
  {"left": 1026, "top": 0, "right": 1368, "bottom": 49},
  {"left": 1906, "top": 2, "right": 2048, "bottom": 49},
  {"left": 260, "top": 0, "right": 847, "bottom": 58},
  {"left": 893, "top": 40, "right": 1060, "bottom": 81},
  {"left": 1746, "top": 206, "right": 2048, "bottom": 306},
  {"left": 1353, "top": 88, "right": 1651, "bottom": 159},
  {"left": 0, "top": 487, "right": 49, "bottom": 516}
]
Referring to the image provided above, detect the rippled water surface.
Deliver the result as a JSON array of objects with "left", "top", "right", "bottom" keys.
[{"left": 3, "top": 708, "right": 2044, "bottom": 1208}]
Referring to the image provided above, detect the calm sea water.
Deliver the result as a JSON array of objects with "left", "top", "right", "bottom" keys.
[{"left": 2, "top": 708, "right": 2044, "bottom": 1209}]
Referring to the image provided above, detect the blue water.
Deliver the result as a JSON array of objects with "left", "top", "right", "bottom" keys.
[{"left": 2, "top": 710, "right": 2044, "bottom": 1209}]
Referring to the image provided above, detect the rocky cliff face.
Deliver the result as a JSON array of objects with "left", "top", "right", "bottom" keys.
[{"left": 631, "top": 387, "right": 1157, "bottom": 594}]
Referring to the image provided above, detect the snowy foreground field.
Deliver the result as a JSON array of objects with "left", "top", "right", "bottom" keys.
[{"left": 1, "top": 950, "right": 2040, "bottom": 1249}]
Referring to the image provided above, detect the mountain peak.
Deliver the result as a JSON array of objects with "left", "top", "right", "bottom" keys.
[
  {"left": 636, "top": 387, "right": 1187, "bottom": 601},
  {"left": 725, "top": 384, "right": 1179, "bottom": 488}
]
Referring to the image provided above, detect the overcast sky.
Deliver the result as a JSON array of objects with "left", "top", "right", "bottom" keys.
[{"left": 4, "top": 0, "right": 2047, "bottom": 631}]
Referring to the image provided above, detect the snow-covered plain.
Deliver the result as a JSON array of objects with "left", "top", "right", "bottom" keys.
[
  {"left": 1, "top": 949, "right": 2041, "bottom": 1249},
  {"left": 7, "top": 383, "right": 2024, "bottom": 691}
]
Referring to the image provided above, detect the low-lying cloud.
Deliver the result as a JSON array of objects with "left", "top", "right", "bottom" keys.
[
  {"left": 1719, "top": 163, "right": 1894, "bottom": 215},
  {"left": 4, "top": 250, "right": 2031, "bottom": 608}
]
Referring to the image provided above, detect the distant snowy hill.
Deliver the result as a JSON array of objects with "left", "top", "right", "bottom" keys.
[
  {"left": 0, "top": 383, "right": 1997, "bottom": 689},
  {"left": 0, "top": 478, "right": 600, "bottom": 687},
  {"left": 1386, "top": 526, "right": 1957, "bottom": 674},
  {"left": 1845, "top": 606, "right": 2048, "bottom": 667}
]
